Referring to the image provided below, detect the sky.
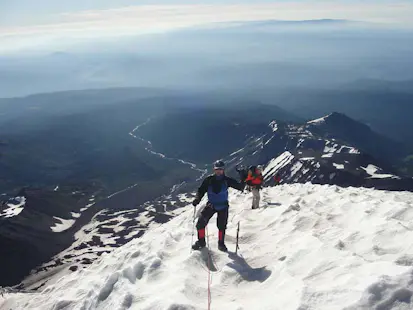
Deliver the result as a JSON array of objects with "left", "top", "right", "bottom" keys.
[{"left": 1, "top": 1, "right": 413, "bottom": 53}]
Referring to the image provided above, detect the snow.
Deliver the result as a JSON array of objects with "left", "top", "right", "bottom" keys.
[
  {"left": 0, "top": 197, "right": 26, "bottom": 218},
  {"left": 230, "top": 147, "right": 244, "bottom": 156},
  {"left": 333, "top": 163, "right": 345, "bottom": 169},
  {"left": 324, "top": 142, "right": 339, "bottom": 153},
  {"left": 50, "top": 217, "right": 76, "bottom": 233},
  {"left": 264, "top": 136, "right": 274, "bottom": 146},
  {"left": 263, "top": 151, "right": 295, "bottom": 181},
  {"left": 307, "top": 113, "right": 331, "bottom": 124},
  {"left": 363, "top": 164, "right": 379, "bottom": 175},
  {"left": 361, "top": 164, "right": 400, "bottom": 179},
  {"left": 269, "top": 120, "right": 278, "bottom": 132},
  {"left": 71, "top": 212, "right": 81, "bottom": 219},
  {"left": 290, "top": 161, "right": 303, "bottom": 178},
  {"left": 80, "top": 202, "right": 96, "bottom": 212},
  {"left": 3, "top": 184, "right": 413, "bottom": 309},
  {"left": 124, "top": 229, "right": 145, "bottom": 240},
  {"left": 297, "top": 138, "right": 305, "bottom": 148},
  {"left": 300, "top": 157, "right": 314, "bottom": 161},
  {"left": 322, "top": 142, "right": 359, "bottom": 157}
]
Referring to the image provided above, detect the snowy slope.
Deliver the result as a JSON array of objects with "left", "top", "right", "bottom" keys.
[
  {"left": 21, "top": 192, "right": 197, "bottom": 290},
  {"left": 0, "top": 184, "right": 196, "bottom": 288},
  {"left": 3, "top": 184, "right": 413, "bottom": 310}
]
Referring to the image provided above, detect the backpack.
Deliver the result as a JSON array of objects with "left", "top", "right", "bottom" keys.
[
  {"left": 236, "top": 165, "right": 248, "bottom": 181},
  {"left": 248, "top": 165, "right": 258, "bottom": 177}
]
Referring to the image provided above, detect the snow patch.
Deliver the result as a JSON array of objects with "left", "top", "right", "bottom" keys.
[
  {"left": 333, "top": 163, "right": 344, "bottom": 169},
  {"left": 50, "top": 217, "right": 76, "bottom": 233},
  {"left": 290, "top": 161, "right": 303, "bottom": 178},
  {"left": 230, "top": 147, "right": 244, "bottom": 157},
  {"left": 307, "top": 113, "right": 331, "bottom": 124},
  {"left": 361, "top": 164, "right": 400, "bottom": 179},
  {"left": 263, "top": 151, "right": 295, "bottom": 181},
  {"left": 269, "top": 120, "right": 278, "bottom": 132},
  {"left": 324, "top": 142, "right": 339, "bottom": 153},
  {"left": 0, "top": 197, "right": 26, "bottom": 218},
  {"left": 71, "top": 212, "right": 81, "bottom": 219},
  {"left": 80, "top": 202, "right": 95, "bottom": 212},
  {"left": 264, "top": 136, "right": 274, "bottom": 146}
]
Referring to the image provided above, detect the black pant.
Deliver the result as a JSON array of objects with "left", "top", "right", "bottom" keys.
[{"left": 196, "top": 203, "right": 229, "bottom": 231}]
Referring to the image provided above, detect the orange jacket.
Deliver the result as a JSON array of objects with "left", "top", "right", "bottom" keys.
[{"left": 246, "top": 171, "right": 263, "bottom": 186}]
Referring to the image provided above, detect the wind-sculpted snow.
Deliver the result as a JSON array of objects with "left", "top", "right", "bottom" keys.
[{"left": 3, "top": 184, "right": 413, "bottom": 310}]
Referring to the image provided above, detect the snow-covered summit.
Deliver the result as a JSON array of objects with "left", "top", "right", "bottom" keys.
[
  {"left": 223, "top": 113, "right": 413, "bottom": 191},
  {"left": 2, "top": 184, "right": 413, "bottom": 310}
]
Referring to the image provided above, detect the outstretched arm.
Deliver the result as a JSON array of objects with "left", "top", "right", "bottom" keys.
[{"left": 226, "top": 176, "right": 245, "bottom": 191}]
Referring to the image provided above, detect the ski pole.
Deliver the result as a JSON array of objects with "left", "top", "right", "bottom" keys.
[{"left": 235, "top": 221, "right": 240, "bottom": 254}]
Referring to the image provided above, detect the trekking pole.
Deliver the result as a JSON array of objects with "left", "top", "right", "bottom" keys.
[
  {"left": 190, "top": 206, "right": 197, "bottom": 252},
  {"left": 235, "top": 221, "right": 240, "bottom": 254}
]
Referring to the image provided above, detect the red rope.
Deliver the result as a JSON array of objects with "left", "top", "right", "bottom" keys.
[{"left": 206, "top": 226, "right": 212, "bottom": 310}]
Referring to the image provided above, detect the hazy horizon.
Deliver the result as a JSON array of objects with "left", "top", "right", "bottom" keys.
[{"left": 1, "top": 1, "right": 413, "bottom": 98}]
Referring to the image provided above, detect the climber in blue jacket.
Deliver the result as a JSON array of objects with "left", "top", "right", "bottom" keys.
[{"left": 192, "top": 160, "right": 245, "bottom": 252}]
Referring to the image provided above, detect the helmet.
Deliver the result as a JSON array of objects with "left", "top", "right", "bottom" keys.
[
  {"left": 257, "top": 165, "right": 263, "bottom": 172},
  {"left": 236, "top": 164, "right": 245, "bottom": 171},
  {"left": 213, "top": 160, "right": 225, "bottom": 170}
]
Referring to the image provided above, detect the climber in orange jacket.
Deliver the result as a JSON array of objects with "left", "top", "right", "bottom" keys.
[{"left": 245, "top": 165, "right": 264, "bottom": 209}]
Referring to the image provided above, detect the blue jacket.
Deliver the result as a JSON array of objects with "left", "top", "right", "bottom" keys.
[{"left": 196, "top": 174, "right": 244, "bottom": 210}]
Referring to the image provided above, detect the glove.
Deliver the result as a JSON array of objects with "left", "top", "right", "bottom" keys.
[{"left": 192, "top": 198, "right": 200, "bottom": 207}]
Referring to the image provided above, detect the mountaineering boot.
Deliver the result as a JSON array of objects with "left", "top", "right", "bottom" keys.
[
  {"left": 218, "top": 242, "right": 228, "bottom": 252},
  {"left": 192, "top": 238, "right": 206, "bottom": 250},
  {"left": 192, "top": 228, "right": 206, "bottom": 250},
  {"left": 218, "top": 230, "right": 228, "bottom": 252}
]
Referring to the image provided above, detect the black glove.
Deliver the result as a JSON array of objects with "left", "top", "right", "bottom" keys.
[{"left": 192, "top": 198, "right": 200, "bottom": 207}]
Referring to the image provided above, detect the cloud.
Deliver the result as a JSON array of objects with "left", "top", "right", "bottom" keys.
[{"left": 1, "top": 2, "right": 413, "bottom": 52}]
